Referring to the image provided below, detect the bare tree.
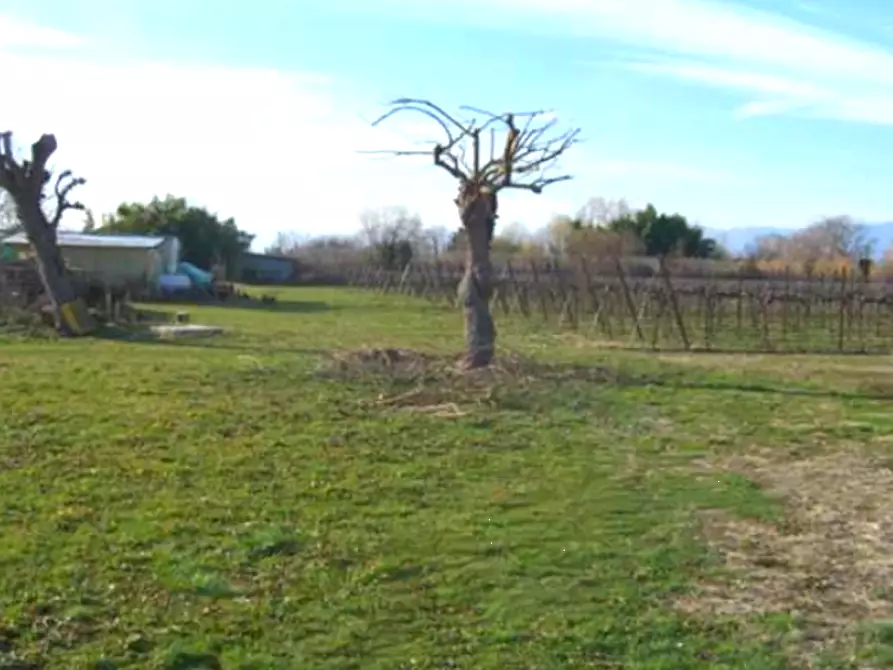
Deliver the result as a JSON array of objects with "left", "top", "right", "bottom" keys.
[
  {"left": 797, "top": 215, "right": 874, "bottom": 261},
  {"left": 359, "top": 206, "right": 423, "bottom": 270},
  {"left": 497, "top": 221, "right": 530, "bottom": 245},
  {"left": 368, "top": 99, "right": 579, "bottom": 367},
  {"left": 266, "top": 231, "right": 304, "bottom": 256},
  {"left": 82, "top": 207, "right": 97, "bottom": 232},
  {"left": 0, "top": 132, "right": 95, "bottom": 335},
  {"left": 749, "top": 215, "right": 875, "bottom": 268},
  {"left": 420, "top": 225, "right": 452, "bottom": 259},
  {"left": 577, "top": 196, "right": 631, "bottom": 227},
  {"left": 543, "top": 215, "right": 577, "bottom": 258},
  {"left": 359, "top": 206, "right": 423, "bottom": 249}
]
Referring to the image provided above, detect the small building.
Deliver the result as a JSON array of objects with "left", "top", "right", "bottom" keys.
[
  {"left": 1, "top": 232, "right": 180, "bottom": 287},
  {"left": 239, "top": 252, "right": 298, "bottom": 284}
]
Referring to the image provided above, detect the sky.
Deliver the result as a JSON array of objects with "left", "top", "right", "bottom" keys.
[{"left": 3, "top": 0, "right": 893, "bottom": 250}]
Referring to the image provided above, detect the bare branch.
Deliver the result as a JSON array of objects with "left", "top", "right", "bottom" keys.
[
  {"left": 390, "top": 98, "right": 467, "bottom": 131},
  {"left": 366, "top": 99, "right": 580, "bottom": 195},
  {"left": 0, "top": 131, "right": 59, "bottom": 198},
  {"left": 31, "top": 134, "right": 57, "bottom": 177},
  {"left": 49, "top": 169, "right": 87, "bottom": 228},
  {"left": 358, "top": 149, "right": 433, "bottom": 157},
  {"left": 0, "top": 131, "right": 24, "bottom": 193},
  {"left": 0, "top": 132, "right": 86, "bottom": 231},
  {"left": 433, "top": 145, "right": 467, "bottom": 181},
  {"left": 371, "top": 98, "right": 468, "bottom": 146},
  {"left": 458, "top": 105, "right": 501, "bottom": 119},
  {"left": 499, "top": 174, "right": 573, "bottom": 194},
  {"left": 367, "top": 99, "right": 474, "bottom": 181}
]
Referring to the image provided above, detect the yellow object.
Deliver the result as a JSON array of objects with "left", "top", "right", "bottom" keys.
[{"left": 59, "top": 300, "right": 86, "bottom": 335}]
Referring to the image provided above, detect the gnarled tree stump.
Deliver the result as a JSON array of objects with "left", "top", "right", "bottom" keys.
[{"left": 0, "top": 132, "right": 94, "bottom": 335}]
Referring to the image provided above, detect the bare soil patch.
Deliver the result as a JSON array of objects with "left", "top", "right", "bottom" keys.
[{"left": 679, "top": 446, "right": 893, "bottom": 666}]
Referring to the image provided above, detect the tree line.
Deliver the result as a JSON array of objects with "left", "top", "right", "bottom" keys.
[
  {"left": 3, "top": 188, "right": 881, "bottom": 279},
  {"left": 266, "top": 197, "right": 882, "bottom": 276},
  {"left": 268, "top": 198, "right": 730, "bottom": 271}
]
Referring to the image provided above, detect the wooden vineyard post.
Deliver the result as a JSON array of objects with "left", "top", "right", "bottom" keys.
[
  {"left": 703, "top": 283, "right": 714, "bottom": 351},
  {"left": 782, "top": 267, "right": 790, "bottom": 345},
  {"left": 650, "top": 288, "right": 667, "bottom": 349},
  {"left": 658, "top": 256, "right": 690, "bottom": 350},
  {"left": 614, "top": 258, "right": 645, "bottom": 343},
  {"left": 492, "top": 266, "right": 511, "bottom": 316},
  {"left": 505, "top": 260, "right": 529, "bottom": 317},
  {"left": 434, "top": 260, "right": 454, "bottom": 307},
  {"left": 759, "top": 288, "right": 771, "bottom": 350},
  {"left": 397, "top": 261, "right": 412, "bottom": 294},
  {"left": 579, "top": 256, "right": 611, "bottom": 338},
  {"left": 857, "top": 259, "right": 870, "bottom": 352},
  {"left": 556, "top": 263, "right": 576, "bottom": 329},
  {"left": 837, "top": 268, "right": 847, "bottom": 352},
  {"left": 529, "top": 258, "right": 551, "bottom": 321},
  {"left": 735, "top": 274, "right": 744, "bottom": 338}
]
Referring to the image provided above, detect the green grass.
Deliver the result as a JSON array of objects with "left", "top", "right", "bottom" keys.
[{"left": 1, "top": 287, "right": 892, "bottom": 669}]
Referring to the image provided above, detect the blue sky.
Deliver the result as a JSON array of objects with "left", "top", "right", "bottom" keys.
[{"left": 3, "top": 0, "right": 893, "bottom": 249}]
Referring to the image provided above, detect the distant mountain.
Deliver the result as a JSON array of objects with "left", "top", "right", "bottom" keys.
[
  {"left": 704, "top": 226, "right": 796, "bottom": 255},
  {"left": 705, "top": 222, "right": 893, "bottom": 258}
]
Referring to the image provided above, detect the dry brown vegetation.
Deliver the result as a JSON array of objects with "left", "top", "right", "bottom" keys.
[
  {"left": 678, "top": 445, "right": 893, "bottom": 668},
  {"left": 320, "top": 346, "right": 619, "bottom": 418}
]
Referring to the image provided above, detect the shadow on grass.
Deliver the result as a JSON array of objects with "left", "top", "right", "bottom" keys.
[
  {"left": 93, "top": 324, "right": 326, "bottom": 356},
  {"left": 317, "top": 348, "right": 893, "bottom": 405},
  {"left": 144, "top": 299, "right": 335, "bottom": 314},
  {"left": 641, "top": 376, "right": 893, "bottom": 401},
  {"left": 635, "top": 345, "right": 892, "bottom": 357},
  {"left": 88, "top": 329, "right": 893, "bottom": 403},
  {"left": 233, "top": 299, "right": 334, "bottom": 314}
]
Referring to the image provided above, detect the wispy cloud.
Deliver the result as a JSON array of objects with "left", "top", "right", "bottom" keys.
[
  {"left": 0, "top": 15, "right": 85, "bottom": 49},
  {"left": 373, "top": 0, "right": 893, "bottom": 125},
  {"left": 540, "top": 0, "right": 893, "bottom": 125},
  {"left": 0, "top": 10, "right": 770, "bottom": 242}
]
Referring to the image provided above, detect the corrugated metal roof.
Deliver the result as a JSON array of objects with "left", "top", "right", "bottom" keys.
[{"left": 2, "top": 232, "right": 167, "bottom": 249}]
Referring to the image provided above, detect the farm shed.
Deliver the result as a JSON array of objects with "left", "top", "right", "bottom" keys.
[
  {"left": 240, "top": 252, "right": 298, "bottom": 284},
  {"left": 1, "top": 232, "right": 180, "bottom": 287}
]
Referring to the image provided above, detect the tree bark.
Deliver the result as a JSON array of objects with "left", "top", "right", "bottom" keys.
[
  {"left": 17, "top": 201, "right": 95, "bottom": 335},
  {"left": 1, "top": 132, "right": 95, "bottom": 336},
  {"left": 457, "top": 202, "right": 495, "bottom": 368}
]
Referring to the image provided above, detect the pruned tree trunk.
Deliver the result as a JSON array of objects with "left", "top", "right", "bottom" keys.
[
  {"left": 369, "top": 99, "right": 580, "bottom": 368},
  {"left": 458, "top": 210, "right": 495, "bottom": 368},
  {"left": 18, "top": 201, "right": 94, "bottom": 335},
  {"left": 0, "top": 132, "right": 95, "bottom": 336}
]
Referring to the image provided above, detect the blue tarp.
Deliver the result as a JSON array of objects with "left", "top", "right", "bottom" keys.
[{"left": 177, "top": 261, "right": 214, "bottom": 288}]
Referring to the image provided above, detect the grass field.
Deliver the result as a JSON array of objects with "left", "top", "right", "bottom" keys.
[{"left": 2, "top": 287, "right": 893, "bottom": 669}]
